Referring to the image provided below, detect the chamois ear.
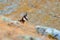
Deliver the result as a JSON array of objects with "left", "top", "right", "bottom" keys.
[{"left": 23, "top": 13, "right": 28, "bottom": 21}]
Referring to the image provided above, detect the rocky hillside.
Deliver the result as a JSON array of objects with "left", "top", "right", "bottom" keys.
[{"left": 0, "top": 0, "right": 60, "bottom": 40}]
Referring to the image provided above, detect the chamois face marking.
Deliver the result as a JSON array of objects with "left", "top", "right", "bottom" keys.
[{"left": 18, "top": 13, "right": 28, "bottom": 23}]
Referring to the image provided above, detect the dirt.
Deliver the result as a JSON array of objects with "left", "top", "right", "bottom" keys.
[{"left": 0, "top": 0, "right": 60, "bottom": 40}]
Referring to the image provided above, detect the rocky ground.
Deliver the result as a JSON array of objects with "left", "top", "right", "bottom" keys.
[{"left": 0, "top": 0, "right": 60, "bottom": 40}]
